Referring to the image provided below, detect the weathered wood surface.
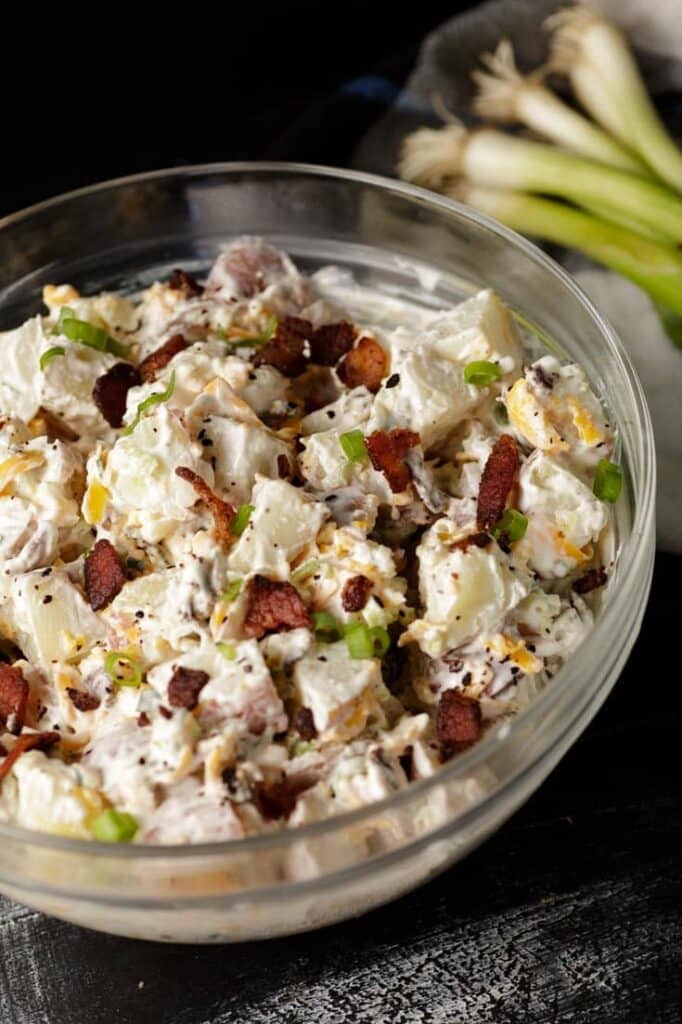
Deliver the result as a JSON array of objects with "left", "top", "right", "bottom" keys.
[{"left": 1, "top": 555, "right": 680, "bottom": 1024}]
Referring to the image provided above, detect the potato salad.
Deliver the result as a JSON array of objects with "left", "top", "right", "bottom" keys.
[{"left": 0, "top": 239, "right": 620, "bottom": 845}]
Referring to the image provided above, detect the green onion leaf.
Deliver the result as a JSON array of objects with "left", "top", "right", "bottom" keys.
[
  {"left": 344, "top": 621, "right": 374, "bottom": 659},
  {"left": 39, "top": 346, "right": 65, "bottom": 371},
  {"left": 91, "top": 808, "right": 138, "bottom": 843},
  {"left": 339, "top": 429, "right": 368, "bottom": 462},
  {"left": 222, "top": 578, "right": 243, "bottom": 602},
  {"left": 593, "top": 459, "right": 623, "bottom": 503},
  {"left": 219, "top": 314, "right": 278, "bottom": 348},
  {"left": 230, "top": 504, "right": 254, "bottom": 536},
  {"left": 464, "top": 361, "right": 502, "bottom": 387},
  {"left": 104, "top": 651, "right": 144, "bottom": 688},
  {"left": 290, "top": 559, "right": 320, "bottom": 585},
  {"left": 294, "top": 740, "right": 314, "bottom": 756},
  {"left": 123, "top": 370, "right": 176, "bottom": 436},
  {"left": 217, "top": 642, "right": 237, "bottom": 661},
  {"left": 493, "top": 400, "right": 509, "bottom": 424},
  {"left": 312, "top": 610, "right": 341, "bottom": 642},
  {"left": 369, "top": 626, "right": 391, "bottom": 658},
  {"left": 55, "top": 306, "right": 130, "bottom": 358},
  {"left": 491, "top": 508, "right": 528, "bottom": 544}
]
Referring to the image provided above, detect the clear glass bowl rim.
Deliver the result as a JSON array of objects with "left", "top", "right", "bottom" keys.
[{"left": 0, "top": 161, "right": 656, "bottom": 860}]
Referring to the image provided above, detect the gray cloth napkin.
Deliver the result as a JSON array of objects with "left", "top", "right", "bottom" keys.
[{"left": 353, "top": 0, "right": 682, "bottom": 552}]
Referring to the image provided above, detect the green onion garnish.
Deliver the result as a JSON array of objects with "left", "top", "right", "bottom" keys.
[
  {"left": 91, "top": 808, "right": 138, "bottom": 843},
  {"left": 294, "top": 740, "right": 314, "bottom": 756},
  {"left": 40, "top": 346, "right": 65, "bottom": 371},
  {"left": 493, "top": 400, "right": 509, "bottom": 424},
  {"left": 222, "top": 578, "right": 243, "bottom": 602},
  {"left": 230, "top": 504, "right": 254, "bottom": 536},
  {"left": 290, "top": 559, "right": 320, "bottom": 584},
  {"left": 593, "top": 459, "right": 623, "bottom": 503},
  {"left": 123, "top": 370, "right": 175, "bottom": 436},
  {"left": 343, "top": 621, "right": 374, "bottom": 660},
  {"left": 491, "top": 508, "right": 528, "bottom": 543},
  {"left": 369, "top": 626, "right": 391, "bottom": 658},
  {"left": 104, "top": 651, "right": 144, "bottom": 688},
  {"left": 339, "top": 429, "right": 368, "bottom": 462},
  {"left": 217, "top": 642, "right": 237, "bottom": 661},
  {"left": 219, "top": 314, "right": 278, "bottom": 348},
  {"left": 55, "top": 306, "right": 130, "bottom": 358},
  {"left": 464, "top": 361, "right": 502, "bottom": 387},
  {"left": 312, "top": 610, "right": 341, "bottom": 642}
]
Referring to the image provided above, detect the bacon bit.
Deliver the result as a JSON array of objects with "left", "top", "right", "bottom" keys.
[
  {"left": 573, "top": 567, "right": 608, "bottom": 594},
  {"left": 138, "top": 334, "right": 189, "bottom": 383},
  {"left": 450, "top": 532, "right": 491, "bottom": 552},
  {"left": 0, "top": 731, "right": 59, "bottom": 781},
  {"left": 309, "top": 321, "right": 357, "bottom": 366},
  {"left": 92, "top": 363, "right": 142, "bottom": 428},
  {"left": 137, "top": 711, "right": 151, "bottom": 727},
  {"left": 293, "top": 706, "right": 317, "bottom": 741},
  {"left": 277, "top": 453, "right": 292, "bottom": 480},
  {"left": 66, "top": 688, "right": 101, "bottom": 713},
  {"left": 253, "top": 316, "right": 311, "bottom": 378},
  {"left": 341, "top": 574, "right": 373, "bottom": 612},
  {"left": 167, "top": 666, "right": 210, "bottom": 710},
  {"left": 243, "top": 575, "right": 312, "bottom": 639},
  {"left": 175, "top": 467, "right": 235, "bottom": 545},
  {"left": 169, "top": 268, "right": 202, "bottom": 298},
  {"left": 84, "top": 539, "right": 127, "bottom": 611},
  {"left": 337, "top": 336, "right": 387, "bottom": 393},
  {"left": 366, "top": 428, "right": 421, "bottom": 492},
  {"left": 252, "top": 773, "right": 316, "bottom": 821},
  {"left": 437, "top": 689, "right": 482, "bottom": 760},
  {"left": 476, "top": 435, "right": 519, "bottom": 531},
  {"left": 34, "top": 407, "right": 79, "bottom": 443},
  {"left": 158, "top": 705, "right": 173, "bottom": 719},
  {"left": 0, "top": 664, "right": 29, "bottom": 735}
]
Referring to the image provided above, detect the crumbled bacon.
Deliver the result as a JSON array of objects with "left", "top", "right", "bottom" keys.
[
  {"left": 138, "top": 334, "right": 189, "bottom": 383},
  {"left": 34, "top": 407, "right": 79, "bottom": 443},
  {"left": 476, "top": 434, "right": 519, "bottom": 532},
  {"left": 0, "top": 664, "right": 29, "bottom": 735},
  {"left": 293, "top": 706, "right": 317, "bottom": 741},
  {"left": 242, "top": 575, "right": 312, "bottom": 639},
  {"left": 92, "top": 363, "right": 142, "bottom": 428},
  {"left": 341, "top": 574, "right": 373, "bottom": 612},
  {"left": 437, "top": 690, "right": 482, "bottom": 760},
  {"left": 573, "top": 567, "right": 608, "bottom": 594},
  {"left": 253, "top": 316, "right": 311, "bottom": 377},
  {"left": 450, "top": 532, "right": 491, "bottom": 552},
  {"left": 366, "top": 428, "right": 421, "bottom": 493},
  {"left": 175, "top": 467, "right": 235, "bottom": 545},
  {"left": 84, "top": 539, "right": 127, "bottom": 611},
  {"left": 309, "top": 321, "right": 357, "bottom": 366},
  {"left": 169, "top": 268, "right": 202, "bottom": 298},
  {"left": 66, "top": 688, "right": 101, "bottom": 712},
  {"left": 337, "top": 336, "right": 387, "bottom": 393},
  {"left": 252, "top": 772, "right": 316, "bottom": 820},
  {"left": 167, "top": 666, "right": 210, "bottom": 710},
  {"left": 0, "top": 731, "right": 59, "bottom": 781}
]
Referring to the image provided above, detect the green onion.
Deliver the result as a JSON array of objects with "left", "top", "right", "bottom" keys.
[
  {"left": 369, "top": 626, "right": 391, "bottom": 658},
  {"left": 339, "top": 429, "right": 368, "bottom": 462},
  {"left": 123, "top": 370, "right": 176, "bottom": 436},
  {"left": 104, "top": 651, "right": 144, "bottom": 688},
  {"left": 230, "top": 504, "right": 254, "bottom": 536},
  {"left": 547, "top": 6, "right": 682, "bottom": 193},
  {"left": 39, "top": 346, "right": 65, "bottom": 371},
  {"left": 290, "top": 559, "right": 320, "bottom": 584},
  {"left": 91, "top": 808, "right": 138, "bottom": 843},
  {"left": 54, "top": 307, "right": 130, "bottom": 359},
  {"left": 464, "top": 360, "right": 502, "bottom": 387},
  {"left": 493, "top": 400, "right": 509, "bottom": 424},
  {"left": 344, "top": 621, "right": 374, "bottom": 660},
  {"left": 593, "top": 458, "right": 623, "bottom": 503},
  {"left": 222, "top": 578, "right": 243, "bottom": 602},
  {"left": 219, "top": 314, "right": 278, "bottom": 348},
  {"left": 312, "top": 610, "right": 341, "bottom": 642},
  {"left": 491, "top": 508, "right": 528, "bottom": 543},
  {"left": 217, "top": 642, "right": 237, "bottom": 661},
  {"left": 294, "top": 740, "right": 314, "bottom": 756}
]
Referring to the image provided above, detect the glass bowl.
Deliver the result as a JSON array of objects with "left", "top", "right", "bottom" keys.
[{"left": 0, "top": 164, "right": 655, "bottom": 941}]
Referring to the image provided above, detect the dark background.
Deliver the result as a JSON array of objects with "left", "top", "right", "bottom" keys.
[{"left": 1, "top": 4, "right": 680, "bottom": 1022}]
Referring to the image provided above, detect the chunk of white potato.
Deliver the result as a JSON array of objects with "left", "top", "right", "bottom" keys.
[
  {"left": 195, "top": 416, "right": 290, "bottom": 505},
  {"left": 293, "top": 641, "right": 381, "bottom": 741},
  {"left": 425, "top": 289, "right": 523, "bottom": 371},
  {"left": 300, "top": 387, "right": 373, "bottom": 436},
  {"left": 3, "top": 750, "right": 107, "bottom": 839}
]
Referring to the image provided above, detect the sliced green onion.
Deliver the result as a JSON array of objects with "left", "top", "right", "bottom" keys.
[
  {"left": 294, "top": 740, "right": 314, "bottom": 756},
  {"left": 464, "top": 360, "right": 502, "bottom": 387},
  {"left": 593, "top": 459, "right": 623, "bottom": 503},
  {"left": 339, "top": 429, "right": 368, "bottom": 462},
  {"left": 39, "top": 346, "right": 65, "bottom": 371},
  {"left": 219, "top": 314, "right": 278, "bottom": 348},
  {"left": 493, "top": 400, "right": 509, "bottom": 424},
  {"left": 230, "top": 504, "right": 254, "bottom": 536},
  {"left": 344, "top": 621, "right": 374, "bottom": 660},
  {"left": 222, "top": 578, "right": 243, "bottom": 602},
  {"left": 54, "top": 306, "right": 130, "bottom": 358},
  {"left": 312, "top": 610, "right": 341, "bottom": 642},
  {"left": 91, "top": 808, "right": 138, "bottom": 843},
  {"left": 290, "top": 559, "right": 320, "bottom": 585},
  {"left": 123, "top": 370, "right": 176, "bottom": 436},
  {"left": 104, "top": 651, "right": 144, "bottom": 688},
  {"left": 491, "top": 508, "right": 528, "bottom": 543},
  {"left": 369, "top": 626, "right": 391, "bottom": 658},
  {"left": 217, "top": 642, "right": 237, "bottom": 661}
]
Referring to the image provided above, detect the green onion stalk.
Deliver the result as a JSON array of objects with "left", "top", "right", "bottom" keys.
[{"left": 548, "top": 5, "right": 682, "bottom": 193}]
